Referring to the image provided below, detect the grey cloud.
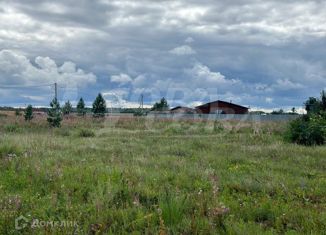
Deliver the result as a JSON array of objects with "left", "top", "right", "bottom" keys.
[{"left": 0, "top": 0, "right": 325, "bottom": 109}]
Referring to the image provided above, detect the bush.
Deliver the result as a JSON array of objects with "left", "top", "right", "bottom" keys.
[
  {"left": 78, "top": 129, "right": 95, "bottom": 138},
  {"left": 285, "top": 114, "right": 326, "bottom": 146}
]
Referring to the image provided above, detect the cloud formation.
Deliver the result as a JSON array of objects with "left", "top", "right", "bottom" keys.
[
  {"left": 0, "top": 50, "right": 96, "bottom": 86},
  {"left": 170, "top": 45, "right": 196, "bottom": 55},
  {"left": 0, "top": 0, "right": 325, "bottom": 109},
  {"left": 111, "top": 73, "right": 133, "bottom": 85}
]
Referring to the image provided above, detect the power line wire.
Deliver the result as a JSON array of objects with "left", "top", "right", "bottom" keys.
[{"left": 0, "top": 83, "right": 53, "bottom": 89}]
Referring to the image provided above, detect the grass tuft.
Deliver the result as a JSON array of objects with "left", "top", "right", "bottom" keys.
[{"left": 78, "top": 128, "right": 96, "bottom": 137}]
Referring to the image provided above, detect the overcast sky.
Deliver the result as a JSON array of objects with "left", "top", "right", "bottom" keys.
[{"left": 0, "top": 0, "right": 325, "bottom": 110}]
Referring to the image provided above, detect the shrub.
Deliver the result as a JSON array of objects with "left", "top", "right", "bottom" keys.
[
  {"left": 78, "top": 129, "right": 95, "bottom": 138},
  {"left": 134, "top": 109, "right": 146, "bottom": 116},
  {"left": 285, "top": 114, "right": 326, "bottom": 146}
]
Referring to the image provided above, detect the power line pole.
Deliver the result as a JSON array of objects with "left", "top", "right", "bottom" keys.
[
  {"left": 54, "top": 82, "right": 57, "bottom": 100},
  {"left": 139, "top": 94, "right": 143, "bottom": 111},
  {"left": 141, "top": 94, "right": 143, "bottom": 111}
]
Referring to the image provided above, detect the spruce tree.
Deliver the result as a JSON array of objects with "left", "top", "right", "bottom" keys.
[
  {"left": 77, "top": 98, "right": 86, "bottom": 116},
  {"left": 92, "top": 93, "right": 106, "bottom": 117},
  {"left": 62, "top": 100, "right": 73, "bottom": 115},
  {"left": 47, "top": 98, "right": 62, "bottom": 127},
  {"left": 24, "top": 105, "right": 33, "bottom": 121}
]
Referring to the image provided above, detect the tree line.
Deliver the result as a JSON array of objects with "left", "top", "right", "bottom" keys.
[
  {"left": 24, "top": 93, "right": 107, "bottom": 127},
  {"left": 21, "top": 95, "right": 170, "bottom": 127}
]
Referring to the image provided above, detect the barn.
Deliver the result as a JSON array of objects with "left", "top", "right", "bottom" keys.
[
  {"left": 195, "top": 100, "right": 249, "bottom": 114},
  {"left": 170, "top": 106, "right": 197, "bottom": 114}
]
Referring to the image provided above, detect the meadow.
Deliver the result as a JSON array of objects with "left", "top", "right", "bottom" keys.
[{"left": 0, "top": 112, "right": 325, "bottom": 234}]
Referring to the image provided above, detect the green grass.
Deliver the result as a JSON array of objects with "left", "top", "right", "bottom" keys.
[{"left": 0, "top": 116, "right": 325, "bottom": 234}]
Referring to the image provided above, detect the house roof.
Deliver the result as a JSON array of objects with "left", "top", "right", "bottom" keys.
[
  {"left": 195, "top": 100, "right": 249, "bottom": 110},
  {"left": 170, "top": 106, "right": 195, "bottom": 111}
]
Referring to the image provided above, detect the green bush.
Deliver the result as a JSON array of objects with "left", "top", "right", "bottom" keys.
[
  {"left": 78, "top": 129, "right": 95, "bottom": 138},
  {"left": 285, "top": 114, "right": 326, "bottom": 146}
]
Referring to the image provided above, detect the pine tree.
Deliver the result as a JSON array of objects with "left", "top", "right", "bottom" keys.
[
  {"left": 77, "top": 98, "right": 86, "bottom": 116},
  {"left": 62, "top": 100, "right": 73, "bottom": 115},
  {"left": 92, "top": 93, "right": 106, "bottom": 117},
  {"left": 47, "top": 98, "right": 62, "bottom": 127},
  {"left": 24, "top": 105, "right": 33, "bottom": 121}
]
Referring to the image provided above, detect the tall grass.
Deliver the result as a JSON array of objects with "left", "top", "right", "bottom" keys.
[{"left": 0, "top": 113, "right": 325, "bottom": 234}]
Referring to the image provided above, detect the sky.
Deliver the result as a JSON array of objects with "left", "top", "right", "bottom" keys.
[{"left": 0, "top": 0, "right": 325, "bottom": 111}]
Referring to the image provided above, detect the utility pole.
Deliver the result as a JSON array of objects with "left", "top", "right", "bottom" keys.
[
  {"left": 138, "top": 94, "right": 144, "bottom": 114},
  {"left": 141, "top": 94, "right": 143, "bottom": 111},
  {"left": 54, "top": 82, "right": 57, "bottom": 100}
]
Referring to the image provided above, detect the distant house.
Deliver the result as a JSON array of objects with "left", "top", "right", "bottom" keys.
[
  {"left": 170, "top": 106, "right": 197, "bottom": 114},
  {"left": 195, "top": 100, "right": 249, "bottom": 114}
]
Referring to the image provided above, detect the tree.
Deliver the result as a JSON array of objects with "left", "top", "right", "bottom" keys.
[
  {"left": 77, "top": 98, "right": 86, "bottom": 116},
  {"left": 92, "top": 93, "right": 106, "bottom": 117},
  {"left": 291, "top": 107, "right": 296, "bottom": 114},
  {"left": 151, "top": 97, "right": 169, "bottom": 111},
  {"left": 47, "top": 98, "right": 62, "bottom": 127},
  {"left": 321, "top": 90, "right": 326, "bottom": 111},
  {"left": 305, "top": 97, "right": 321, "bottom": 115},
  {"left": 286, "top": 90, "right": 326, "bottom": 146},
  {"left": 285, "top": 114, "right": 326, "bottom": 145},
  {"left": 62, "top": 100, "right": 73, "bottom": 115},
  {"left": 24, "top": 105, "right": 33, "bottom": 121}
]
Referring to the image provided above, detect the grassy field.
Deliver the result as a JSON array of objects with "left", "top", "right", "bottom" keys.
[{"left": 0, "top": 112, "right": 325, "bottom": 234}]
